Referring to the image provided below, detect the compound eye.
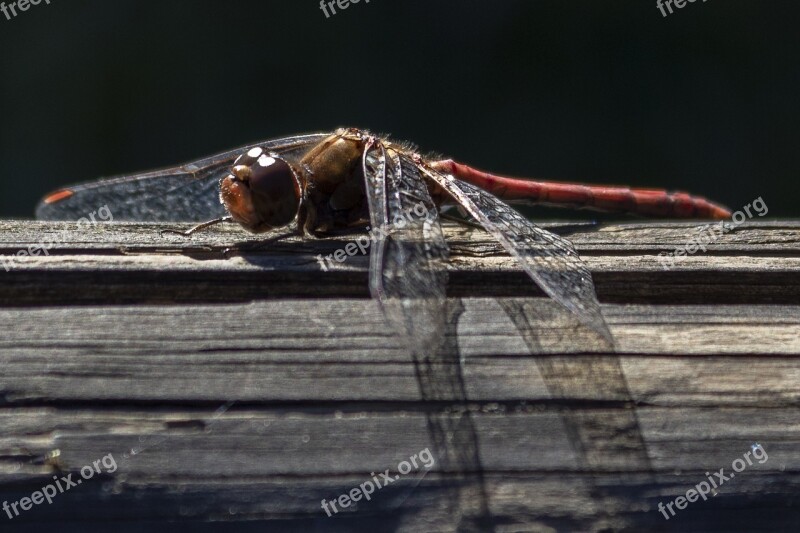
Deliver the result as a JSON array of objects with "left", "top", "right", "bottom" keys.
[
  {"left": 249, "top": 155, "right": 298, "bottom": 201},
  {"left": 247, "top": 154, "right": 300, "bottom": 228}
]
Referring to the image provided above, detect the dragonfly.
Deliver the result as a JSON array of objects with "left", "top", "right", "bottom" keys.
[
  {"left": 36, "top": 128, "right": 730, "bottom": 525},
  {"left": 36, "top": 127, "right": 731, "bottom": 341}
]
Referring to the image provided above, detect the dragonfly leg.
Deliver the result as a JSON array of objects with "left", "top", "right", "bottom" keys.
[
  {"left": 160, "top": 216, "right": 234, "bottom": 237},
  {"left": 221, "top": 227, "right": 299, "bottom": 256}
]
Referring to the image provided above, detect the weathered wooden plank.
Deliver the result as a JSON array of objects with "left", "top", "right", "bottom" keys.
[
  {"left": 1, "top": 300, "right": 799, "bottom": 407},
  {"left": 2, "top": 220, "right": 799, "bottom": 251},
  {"left": 0, "top": 221, "right": 798, "bottom": 305},
  {"left": 1, "top": 407, "right": 793, "bottom": 475},
  {"left": 0, "top": 220, "right": 798, "bottom": 531},
  {"left": 0, "top": 405, "right": 794, "bottom": 530},
  {"left": 1, "top": 470, "right": 795, "bottom": 531}
]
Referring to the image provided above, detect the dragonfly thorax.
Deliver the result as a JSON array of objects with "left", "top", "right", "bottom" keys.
[{"left": 297, "top": 132, "right": 371, "bottom": 234}]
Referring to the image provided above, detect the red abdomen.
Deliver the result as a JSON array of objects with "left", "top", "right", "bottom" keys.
[{"left": 432, "top": 159, "right": 731, "bottom": 219}]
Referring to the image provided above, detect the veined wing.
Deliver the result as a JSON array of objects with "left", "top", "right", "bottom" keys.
[
  {"left": 421, "top": 164, "right": 613, "bottom": 343},
  {"left": 36, "top": 133, "right": 331, "bottom": 222},
  {"left": 363, "top": 146, "right": 491, "bottom": 525},
  {"left": 362, "top": 141, "right": 449, "bottom": 348}
]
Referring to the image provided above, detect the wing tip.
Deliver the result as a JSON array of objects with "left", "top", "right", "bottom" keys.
[
  {"left": 36, "top": 189, "right": 76, "bottom": 220},
  {"left": 35, "top": 189, "right": 76, "bottom": 220},
  {"left": 42, "top": 189, "right": 74, "bottom": 205}
]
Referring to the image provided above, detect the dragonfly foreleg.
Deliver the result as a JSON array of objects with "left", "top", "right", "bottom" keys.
[{"left": 160, "top": 216, "right": 234, "bottom": 237}]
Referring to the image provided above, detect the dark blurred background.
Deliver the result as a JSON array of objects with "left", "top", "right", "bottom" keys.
[{"left": 0, "top": 0, "right": 797, "bottom": 218}]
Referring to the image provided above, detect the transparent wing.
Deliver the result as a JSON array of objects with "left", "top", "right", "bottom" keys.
[
  {"left": 421, "top": 164, "right": 613, "bottom": 342},
  {"left": 364, "top": 144, "right": 491, "bottom": 524},
  {"left": 363, "top": 144, "right": 449, "bottom": 305},
  {"left": 36, "top": 133, "right": 331, "bottom": 222},
  {"left": 362, "top": 142, "right": 451, "bottom": 348}
]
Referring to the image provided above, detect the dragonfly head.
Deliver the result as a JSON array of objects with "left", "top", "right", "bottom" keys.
[{"left": 220, "top": 147, "right": 301, "bottom": 233}]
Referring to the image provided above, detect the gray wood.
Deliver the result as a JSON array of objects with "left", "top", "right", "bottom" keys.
[{"left": 0, "top": 220, "right": 798, "bottom": 531}]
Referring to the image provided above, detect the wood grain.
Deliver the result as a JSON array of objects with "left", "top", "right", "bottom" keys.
[{"left": 0, "top": 220, "right": 798, "bottom": 532}]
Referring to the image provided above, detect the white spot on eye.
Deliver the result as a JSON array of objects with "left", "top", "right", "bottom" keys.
[
  {"left": 248, "top": 147, "right": 264, "bottom": 158},
  {"left": 258, "top": 155, "right": 277, "bottom": 167}
]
